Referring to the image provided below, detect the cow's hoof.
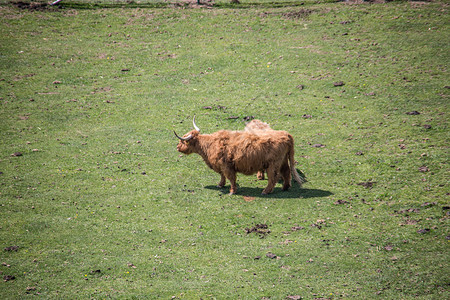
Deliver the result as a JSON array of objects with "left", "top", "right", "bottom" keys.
[{"left": 261, "top": 191, "right": 268, "bottom": 195}]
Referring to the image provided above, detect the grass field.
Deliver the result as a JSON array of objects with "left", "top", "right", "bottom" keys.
[{"left": 0, "top": 0, "right": 449, "bottom": 298}]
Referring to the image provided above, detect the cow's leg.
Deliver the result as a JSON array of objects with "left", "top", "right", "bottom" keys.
[
  {"left": 281, "top": 160, "right": 291, "bottom": 191},
  {"left": 217, "top": 174, "right": 226, "bottom": 188},
  {"left": 262, "top": 166, "right": 279, "bottom": 195},
  {"left": 257, "top": 170, "right": 265, "bottom": 180},
  {"left": 223, "top": 169, "right": 237, "bottom": 195}
]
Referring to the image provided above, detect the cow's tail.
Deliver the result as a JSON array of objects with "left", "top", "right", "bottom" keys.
[{"left": 288, "top": 137, "right": 306, "bottom": 187}]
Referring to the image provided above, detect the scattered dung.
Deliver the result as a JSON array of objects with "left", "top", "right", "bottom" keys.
[
  {"left": 3, "top": 275, "right": 15, "bottom": 282},
  {"left": 357, "top": 181, "right": 376, "bottom": 189},
  {"left": 245, "top": 224, "right": 270, "bottom": 237},
  {"left": 4, "top": 246, "right": 19, "bottom": 252},
  {"left": 405, "top": 111, "right": 421, "bottom": 115}
]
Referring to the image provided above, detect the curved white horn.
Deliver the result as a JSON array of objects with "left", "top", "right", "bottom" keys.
[
  {"left": 174, "top": 130, "right": 192, "bottom": 141},
  {"left": 193, "top": 116, "right": 200, "bottom": 132}
]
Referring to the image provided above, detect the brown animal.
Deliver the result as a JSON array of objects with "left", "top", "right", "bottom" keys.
[
  {"left": 245, "top": 119, "right": 271, "bottom": 132},
  {"left": 244, "top": 119, "right": 273, "bottom": 180},
  {"left": 174, "top": 117, "right": 305, "bottom": 195}
]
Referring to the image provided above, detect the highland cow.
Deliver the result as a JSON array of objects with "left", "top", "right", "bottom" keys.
[{"left": 174, "top": 117, "right": 305, "bottom": 195}]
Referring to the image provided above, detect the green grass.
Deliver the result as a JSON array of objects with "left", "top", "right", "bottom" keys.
[{"left": 0, "top": 0, "right": 449, "bottom": 298}]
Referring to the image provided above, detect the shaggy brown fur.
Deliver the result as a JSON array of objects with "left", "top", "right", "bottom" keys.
[
  {"left": 244, "top": 119, "right": 273, "bottom": 180},
  {"left": 245, "top": 119, "right": 271, "bottom": 132},
  {"left": 175, "top": 122, "right": 305, "bottom": 195}
]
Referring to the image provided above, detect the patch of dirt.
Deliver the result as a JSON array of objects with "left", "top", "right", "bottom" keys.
[
  {"left": 399, "top": 218, "right": 418, "bottom": 226},
  {"left": 396, "top": 208, "right": 420, "bottom": 214},
  {"left": 243, "top": 196, "right": 255, "bottom": 202},
  {"left": 282, "top": 9, "right": 313, "bottom": 20},
  {"left": 357, "top": 181, "right": 376, "bottom": 189}
]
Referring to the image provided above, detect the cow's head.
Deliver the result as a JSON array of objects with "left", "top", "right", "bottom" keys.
[{"left": 174, "top": 116, "right": 200, "bottom": 154}]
